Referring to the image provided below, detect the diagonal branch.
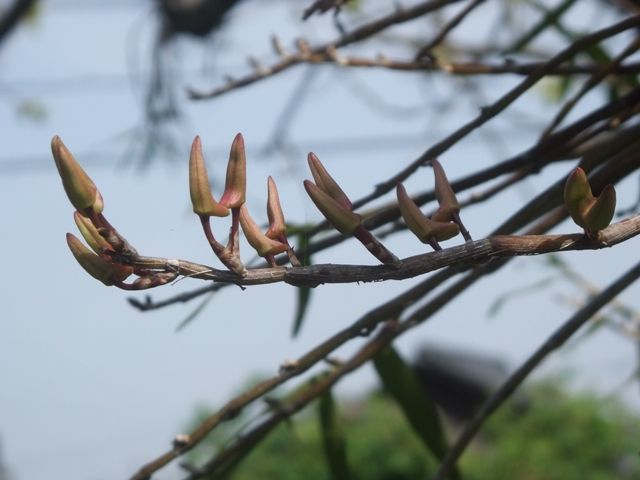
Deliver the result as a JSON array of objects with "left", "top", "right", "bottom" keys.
[
  {"left": 432, "top": 259, "right": 640, "bottom": 480},
  {"left": 349, "top": 14, "right": 640, "bottom": 211}
]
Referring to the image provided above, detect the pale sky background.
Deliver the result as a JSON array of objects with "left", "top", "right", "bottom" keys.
[{"left": 1, "top": 1, "right": 639, "bottom": 479}]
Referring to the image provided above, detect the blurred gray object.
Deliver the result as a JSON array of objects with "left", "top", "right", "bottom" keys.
[
  {"left": 157, "top": 0, "right": 241, "bottom": 38},
  {"left": 413, "top": 344, "right": 516, "bottom": 422}
]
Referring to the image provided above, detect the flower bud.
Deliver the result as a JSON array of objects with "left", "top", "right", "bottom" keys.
[
  {"left": 239, "top": 205, "right": 288, "bottom": 257},
  {"left": 431, "top": 159, "right": 460, "bottom": 222},
  {"left": 307, "top": 152, "right": 352, "bottom": 210},
  {"left": 265, "top": 176, "right": 286, "bottom": 240},
  {"left": 52, "top": 136, "right": 103, "bottom": 214},
  {"left": 564, "top": 167, "right": 617, "bottom": 235},
  {"left": 397, "top": 183, "right": 459, "bottom": 244},
  {"left": 304, "top": 180, "right": 361, "bottom": 235},
  {"left": 584, "top": 184, "right": 616, "bottom": 234},
  {"left": 73, "top": 211, "right": 112, "bottom": 254},
  {"left": 564, "top": 167, "right": 594, "bottom": 228},
  {"left": 219, "top": 133, "right": 247, "bottom": 209},
  {"left": 189, "top": 136, "right": 229, "bottom": 217},
  {"left": 66, "top": 233, "right": 132, "bottom": 285}
]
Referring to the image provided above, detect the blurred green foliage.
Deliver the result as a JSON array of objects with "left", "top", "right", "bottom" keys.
[{"left": 187, "top": 379, "right": 640, "bottom": 480}]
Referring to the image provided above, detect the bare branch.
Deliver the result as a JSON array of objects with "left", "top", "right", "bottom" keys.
[
  {"left": 189, "top": 0, "right": 467, "bottom": 99},
  {"left": 433, "top": 259, "right": 640, "bottom": 480},
  {"left": 124, "top": 215, "right": 640, "bottom": 289}
]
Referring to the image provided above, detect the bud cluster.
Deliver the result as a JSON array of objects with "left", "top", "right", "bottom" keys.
[
  {"left": 53, "top": 134, "right": 618, "bottom": 292},
  {"left": 53, "top": 136, "right": 177, "bottom": 289},
  {"left": 396, "top": 159, "right": 471, "bottom": 251}
]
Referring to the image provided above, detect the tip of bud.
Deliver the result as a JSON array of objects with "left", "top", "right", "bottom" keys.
[
  {"left": 189, "top": 136, "right": 230, "bottom": 217},
  {"left": 52, "top": 136, "right": 103, "bottom": 214},
  {"left": 265, "top": 176, "right": 287, "bottom": 240},
  {"left": 304, "top": 180, "right": 361, "bottom": 235},
  {"left": 431, "top": 159, "right": 460, "bottom": 220},
  {"left": 239, "top": 205, "right": 288, "bottom": 257},
  {"left": 397, "top": 183, "right": 459, "bottom": 245},
  {"left": 219, "top": 133, "right": 247, "bottom": 209},
  {"left": 584, "top": 183, "right": 616, "bottom": 234},
  {"left": 307, "top": 152, "right": 353, "bottom": 211}
]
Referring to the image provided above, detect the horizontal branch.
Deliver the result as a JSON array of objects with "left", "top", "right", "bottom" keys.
[
  {"left": 191, "top": 53, "right": 640, "bottom": 99},
  {"left": 128, "top": 215, "right": 640, "bottom": 289},
  {"left": 189, "top": 0, "right": 466, "bottom": 100}
]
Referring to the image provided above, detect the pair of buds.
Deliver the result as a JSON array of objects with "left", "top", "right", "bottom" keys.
[
  {"left": 304, "top": 153, "right": 400, "bottom": 265},
  {"left": 564, "top": 167, "right": 616, "bottom": 237},
  {"left": 189, "top": 134, "right": 299, "bottom": 271},
  {"left": 397, "top": 159, "right": 471, "bottom": 251},
  {"left": 53, "top": 136, "right": 177, "bottom": 290}
]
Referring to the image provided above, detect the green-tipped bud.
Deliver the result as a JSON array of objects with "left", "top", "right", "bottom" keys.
[
  {"left": 304, "top": 180, "right": 361, "bottom": 235},
  {"left": 584, "top": 184, "right": 616, "bottom": 234},
  {"left": 189, "top": 136, "right": 230, "bottom": 217},
  {"left": 52, "top": 136, "right": 104, "bottom": 214},
  {"left": 66, "top": 233, "right": 132, "bottom": 285},
  {"left": 219, "top": 133, "right": 247, "bottom": 209},
  {"left": 307, "top": 152, "right": 352, "bottom": 210},
  {"left": 239, "top": 205, "right": 288, "bottom": 257},
  {"left": 431, "top": 159, "right": 460, "bottom": 222},
  {"left": 73, "top": 211, "right": 112, "bottom": 254},
  {"left": 564, "top": 167, "right": 594, "bottom": 228},
  {"left": 397, "top": 183, "right": 459, "bottom": 243},
  {"left": 265, "top": 176, "right": 287, "bottom": 240}
]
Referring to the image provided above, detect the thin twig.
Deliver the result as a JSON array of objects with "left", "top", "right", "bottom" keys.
[
  {"left": 432, "top": 260, "right": 640, "bottom": 480},
  {"left": 189, "top": 0, "right": 467, "bottom": 99},
  {"left": 541, "top": 35, "right": 640, "bottom": 138},
  {"left": 416, "top": 0, "right": 486, "bottom": 57},
  {"left": 302, "top": 0, "right": 349, "bottom": 20},
  {"left": 349, "top": 14, "right": 640, "bottom": 211},
  {"left": 189, "top": 53, "right": 640, "bottom": 100}
]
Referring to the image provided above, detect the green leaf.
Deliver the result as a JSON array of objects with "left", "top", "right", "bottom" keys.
[
  {"left": 374, "top": 346, "right": 460, "bottom": 479},
  {"left": 291, "top": 232, "right": 313, "bottom": 337},
  {"left": 318, "top": 390, "right": 350, "bottom": 480},
  {"left": 292, "top": 286, "right": 312, "bottom": 337}
]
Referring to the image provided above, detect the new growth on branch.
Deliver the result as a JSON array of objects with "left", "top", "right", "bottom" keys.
[{"left": 53, "top": 134, "right": 620, "bottom": 291}]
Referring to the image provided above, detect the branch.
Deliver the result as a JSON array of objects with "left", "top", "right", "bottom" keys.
[
  {"left": 193, "top": 52, "right": 640, "bottom": 99},
  {"left": 540, "top": 35, "right": 640, "bottom": 138},
  {"left": 126, "top": 215, "right": 640, "bottom": 288},
  {"left": 349, "top": 14, "right": 640, "bottom": 211},
  {"left": 175, "top": 208, "right": 575, "bottom": 480},
  {"left": 0, "top": 0, "right": 37, "bottom": 46},
  {"left": 432, "top": 259, "right": 640, "bottom": 480},
  {"left": 129, "top": 206, "right": 572, "bottom": 479},
  {"left": 130, "top": 122, "right": 640, "bottom": 312},
  {"left": 302, "top": 0, "right": 349, "bottom": 20},
  {"left": 416, "top": 0, "right": 486, "bottom": 55},
  {"left": 189, "top": 0, "right": 467, "bottom": 99}
]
